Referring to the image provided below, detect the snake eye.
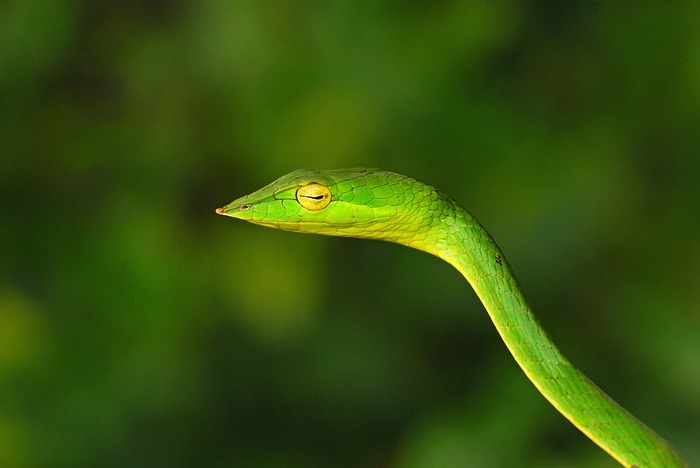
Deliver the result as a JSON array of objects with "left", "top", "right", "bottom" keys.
[{"left": 296, "top": 183, "right": 332, "bottom": 211}]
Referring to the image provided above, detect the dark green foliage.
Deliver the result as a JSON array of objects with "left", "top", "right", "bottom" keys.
[{"left": 1, "top": 2, "right": 698, "bottom": 466}]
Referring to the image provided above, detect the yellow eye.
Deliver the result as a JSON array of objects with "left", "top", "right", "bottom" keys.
[{"left": 296, "top": 183, "right": 332, "bottom": 211}]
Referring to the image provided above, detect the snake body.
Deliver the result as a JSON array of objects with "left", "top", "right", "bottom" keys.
[{"left": 217, "top": 168, "right": 687, "bottom": 467}]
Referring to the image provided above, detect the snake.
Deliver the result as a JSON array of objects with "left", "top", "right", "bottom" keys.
[{"left": 217, "top": 168, "right": 688, "bottom": 467}]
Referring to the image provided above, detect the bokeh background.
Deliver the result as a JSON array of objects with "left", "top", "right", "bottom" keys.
[{"left": 2, "top": 1, "right": 699, "bottom": 466}]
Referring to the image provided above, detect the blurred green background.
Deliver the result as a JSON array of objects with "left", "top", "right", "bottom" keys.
[{"left": 2, "top": 1, "right": 699, "bottom": 466}]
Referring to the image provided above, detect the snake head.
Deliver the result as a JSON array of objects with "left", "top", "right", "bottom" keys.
[{"left": 216, "top": 168, "right": 437, "bottom": 240}]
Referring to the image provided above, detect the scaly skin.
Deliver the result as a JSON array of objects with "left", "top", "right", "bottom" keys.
[{"left": 217, "top": 168, "right": 688, "bottom": 467}]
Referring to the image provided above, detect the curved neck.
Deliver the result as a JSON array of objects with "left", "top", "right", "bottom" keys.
[
  {"left": 397, "top": 194, "right": 686, "bottom": 467},
  {"left": 404, "top": 199, "right": 560, "bottom": 367}
]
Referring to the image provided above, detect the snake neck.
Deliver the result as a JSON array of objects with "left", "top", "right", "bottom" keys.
[
  {"left": 400, "top": 194, "right": 562, "bottom": 367},
  {"left": 394, "top": 192, "right": 687, "bottom": 467}
]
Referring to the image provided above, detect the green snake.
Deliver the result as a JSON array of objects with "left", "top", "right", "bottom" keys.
[{"left": 217, "top": 168, "right": 688, "bottom": 467}]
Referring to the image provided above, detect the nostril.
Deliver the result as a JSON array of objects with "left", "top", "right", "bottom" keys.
[{"left": 216, "top": 204, "right": 252, "bottom": 215}]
